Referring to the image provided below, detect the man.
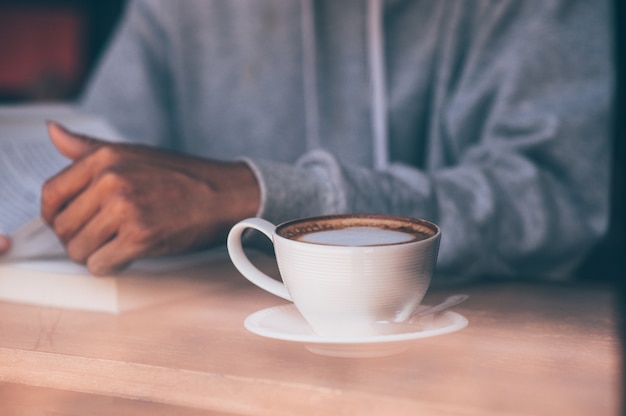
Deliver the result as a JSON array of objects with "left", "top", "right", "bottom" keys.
[{"left": 0, "top": 0, "right": 613, "bottom": 280}]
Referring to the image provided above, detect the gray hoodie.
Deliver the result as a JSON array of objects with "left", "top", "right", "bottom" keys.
[{"left": 80, "top": 0, "right": 613, "bottom": 281}]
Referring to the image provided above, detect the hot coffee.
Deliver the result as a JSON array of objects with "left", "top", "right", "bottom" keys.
[{"left": 277, "top": 214, "right": 435, "bottom": 247}]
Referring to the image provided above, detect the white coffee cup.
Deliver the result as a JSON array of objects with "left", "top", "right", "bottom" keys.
[{"left": 227, "top": 214, "right": 441, "bottom": 337}]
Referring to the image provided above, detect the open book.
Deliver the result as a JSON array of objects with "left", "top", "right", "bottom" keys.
[{"left": 0, "top": 104, "right": 218, "bottom": 313}]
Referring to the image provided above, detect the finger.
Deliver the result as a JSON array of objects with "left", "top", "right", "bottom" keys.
[
  {"left": 85, "top": 230, "right": 146, "bottom": 276},
  {"left": 41, "top": 144, "right": 113, "bottom": 225},
  {"left": 46, "top": 121, "right": 101, "bottom": 160},
  {"left": 41, "top": 165, "right": 93, "bottom": 225},
  {"left": 65, "top": 208, "right": 120, "bottom": 265},
  {"left": 0, "top": 235, "right": 11, "bottom": 254},
  {"left": 51, "top": 171, "right": 113, "bottom": 243}
]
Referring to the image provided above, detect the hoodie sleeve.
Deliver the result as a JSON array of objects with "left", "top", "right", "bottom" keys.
[{"left": 248, "top": 0, "right": 613, "bottom": 281}]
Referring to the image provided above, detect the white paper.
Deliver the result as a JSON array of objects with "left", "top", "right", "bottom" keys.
[
  {"left": 3, "top": 216, "right": 66, "bottom": 261},
  {"left": 0, "top": 247, "right": 232, "bottom": 313}
]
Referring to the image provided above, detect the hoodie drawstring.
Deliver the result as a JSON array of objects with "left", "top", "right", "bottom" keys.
[
  {"left": 301, "top": 0, "right": 389, "bottom": 170},
  {"left": 301, "top": 0, "right": 321, "bottom": 151},
  {"left": 367, "top": 0, "right": 389, "bottom": 170}
]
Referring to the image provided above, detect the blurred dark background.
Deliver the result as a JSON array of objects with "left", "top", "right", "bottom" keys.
[
  {"left": 0, "top": 0, "right": 125, "bottom": 103},
  {"left": 577, "top": 0, "right": 625, "bottom": 286},
  {"left": 612, "top": 1, "right": 626, "bottom": 412}
]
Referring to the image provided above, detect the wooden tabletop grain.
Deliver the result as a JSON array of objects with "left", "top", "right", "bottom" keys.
[{"left": 0, "top": 252, "right": 621, "bottom": 416}]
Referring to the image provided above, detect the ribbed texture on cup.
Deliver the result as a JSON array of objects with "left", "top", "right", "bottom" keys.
[{"left": 274, "top": 236, "right": 439, "bottom": 336}]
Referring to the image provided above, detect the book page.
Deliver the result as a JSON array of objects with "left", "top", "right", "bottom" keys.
[
  {"left": 6, "top": 217, "right": 67, "bottom": 261},
  {"left": 0, "top": 103, "right": 126, "bottom": 258}
]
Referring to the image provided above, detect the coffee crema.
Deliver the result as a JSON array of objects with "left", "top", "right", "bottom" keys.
[{"left": 277, "top": 214, "right": 436, "bottom": 247}]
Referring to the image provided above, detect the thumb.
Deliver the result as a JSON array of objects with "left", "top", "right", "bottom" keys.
[{"left": 46, "top": 121, "right": 101, "bottom": 160}]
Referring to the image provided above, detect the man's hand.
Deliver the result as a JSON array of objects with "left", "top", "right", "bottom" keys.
[{"left": 42, "top": 122, "right": 260, "bottom": 275}]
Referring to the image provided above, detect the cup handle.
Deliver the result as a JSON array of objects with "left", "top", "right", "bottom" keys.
[{"left": 227, "top": 217, "right": 292, "bottom": 301}]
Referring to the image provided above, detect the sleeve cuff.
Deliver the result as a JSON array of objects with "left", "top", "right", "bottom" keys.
[{"left": 239, "top": 150, "right": 344, "bottom": 224}]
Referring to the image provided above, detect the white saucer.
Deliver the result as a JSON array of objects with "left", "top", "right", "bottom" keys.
[{"left": 244, "top": 304, "right": 468, "bottom": 358}]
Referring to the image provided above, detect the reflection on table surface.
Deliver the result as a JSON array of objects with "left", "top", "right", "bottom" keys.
[{"left": 0, "top": 252, "right": 621, "bottom": 416}]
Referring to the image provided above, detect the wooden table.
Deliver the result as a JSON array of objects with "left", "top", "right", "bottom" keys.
[{"left": 0, "top": 252, "right": 621, "bottom": 415}]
